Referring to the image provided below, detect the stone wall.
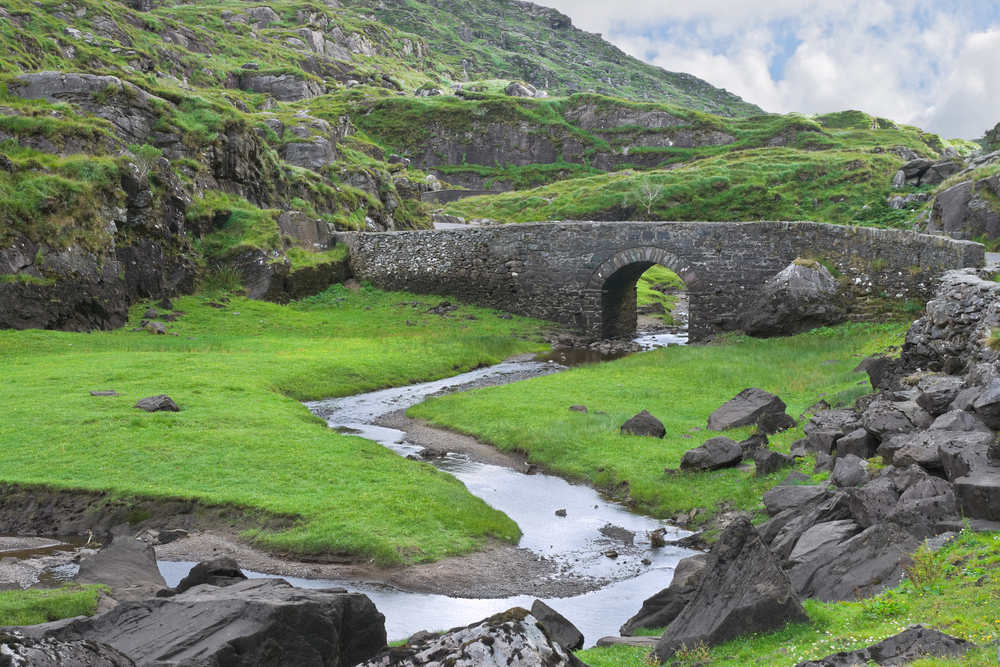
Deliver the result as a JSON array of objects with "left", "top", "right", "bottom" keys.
[{"left": 340, "top": 221, "right": 983, "bottom": 340}]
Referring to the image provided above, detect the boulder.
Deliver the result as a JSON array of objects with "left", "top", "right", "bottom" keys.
[
  {"left": 846, "top": 477, "right": 899, "bottom": 528},
  {"left": 707, "top": 388, "right": 787, "bottom": 431},
  {"left": 928, "top": 409, "right": 991, "bottom": 432},
  {"left": 835, "top": 428, "right": 877, "bottom": 459},
  {"left": 619, "top": 410, "right": 665, "bottom": 438},
  {"left": 737, "top": 431, "right": 769, "bottom": 458},
  {"left": 0, "top": 633, "right": 136, "bottom": 666},
  {"left": 786, "top": 520, "right": 859, "bottom": 566},
  {"left": 803, "top": 409, "right": 863, "bottom": 454},
  {"left": 876, "top": 433, "right": 911, "bottom": 463},
  {"left": 935, "top": 432, "right": 993, "bottom": 481},
  {"left": 954, "top": 469, "right": 1000, "bottom": 520},
  {"left": 830, "top": 454, "right": 868, "bottom": 488},
  {"left": 505, "top": 81, "right": 537, "bottom": 98},
  {"left": 813, "top": 451, "right": 834, "bottom": 473},
  {"left": 973, "top": 379, "right": 1000, "bottom": 428},
  {"left": 767, "top": 493, "right": 852, "bottom": 562},
  {"left": 358, "top": 607, "right": 583, "bottom": 667},
  {"left": 133, "top": 395, "right": 179, "bottom": 412},
  {"left": 655, "top": 517, "right": 808, "bottom": 661},
  {"left": 16, "top": 578, "right": 387, "bottom": 667},
  {"left": 735, "top": 261, "right": 845, "bottom": 337},
  {"left": 619, "top": 554, "right": 708, "bottom": 636},
  {"left": 156, "top": 557, "right": 248, "bottom": 597},
  {"left": 762, "top": 485, "right": 828, "bottom": 516},
  {"left": 915, "top": 376, "right": 964, "bottom": 415},
  {"left": 680, "top": 437, "right": 742, "bottom": 471},
  {"left": 861, "top": 399, "right": 916, "bottom": 438},
  {"left": 530, "top": 599, "right": 584, "bottom": 651},
  {"left": 900, "top": 158, "right": 932, "bottom": 179},
  {"left": 787, "top": 523, "right": 918, "bottom": 601},
  {"left": 757, "top": 411, "right": 796, "bottom": 435},
  {"left": 792, "top": 626, "right": 973, "bottom": 667},
  {"left": 74, "top": 535, "right": 167, "bottom": 601},
  {"left": 754, "top": 449, "right": 795, "bottom": 476},
  {"left": 889, "top": 477, "right": 956, "bottom": 539}
]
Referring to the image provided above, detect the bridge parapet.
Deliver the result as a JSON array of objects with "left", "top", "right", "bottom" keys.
[{"left": 339, "top": 221, "right": 983, "bottom": 341}]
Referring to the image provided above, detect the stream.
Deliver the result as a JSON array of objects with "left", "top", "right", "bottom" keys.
[{"left": 4, "top": 330, "right": 694, "bottom": 648}]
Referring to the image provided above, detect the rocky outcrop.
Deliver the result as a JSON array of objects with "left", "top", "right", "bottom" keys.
[
  {"left": 359, "top": 608, "right": 584, "bottom": 667},
  {"left": 243, "top": 73, "right": 325, "bottom": 101},
  {"left": 655, "top": 517, "right": 808, "bottom": 661},
  {"left": 13, "top": 578, "right": 387, "bottom": 667},
  {"left": 0, "top": 633, "right": 136, "bottom": 667},
  {"left": 73, "top": 530, "right": 167, "bottom": 602},
  {"left": 736, "top": 260, "right": 846, "bottom": 337},
  {"left": 794, "top": 626, "right": 973, "bottom": 667},
  {"left": 926, "top": 174, "right": 1000, "bottom": 240}
]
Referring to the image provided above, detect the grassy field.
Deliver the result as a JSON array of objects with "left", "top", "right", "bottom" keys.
[
  {"left": 409, "top": 322, "right": 907, "bottom": 527},
  {"left": 0, "top": 284, "right": 547, "bottom": 565},
  {"left": 0, "top": 585, "right": 106, "bottom": 625},
  {"left": 578, "top": 530, "right": 1000, "bottom": 667}
]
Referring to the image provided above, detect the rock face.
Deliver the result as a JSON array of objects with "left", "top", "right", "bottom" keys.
[
  {"left": 707, "top": 388, "right": 787, "bottom": 431},
  {"left": 736, "top": 261, "right": 845, "bottom": 337},
  {"left": 620, "top": 410, "right": 666, "bottom": 438},
  {"left": 73, "top": 534, "right": 168, "bottom": 602},
  {"left": 655, "top": 517, "right": 808, "bottom": 661},
  {"left": 0, "top": 633, "right": 136, "bottom": 667},
  {"left": 793, "top": 626, "right": 973, "bottom": 667},
  {"left": 15, "top": 578, "right": 387, "bottom": 667},
  {"left": 927, "top": 173, "right": 1000, "bottom": 240},
  {"left": 619, "top": 554, "right": 708, "bottom": 636},
  {"left": 359, "top": 608, "right": 584, "bottom": 667},
  {"left": 243, "top": 74, "right": 325, "bottom": 101}
]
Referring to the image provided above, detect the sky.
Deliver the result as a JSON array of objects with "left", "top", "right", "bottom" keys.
[{"left": 535, "top": 0, "right": 1000, "bottom": 139}]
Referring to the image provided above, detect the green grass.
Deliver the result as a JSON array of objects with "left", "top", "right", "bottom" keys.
[
  {"left": 636, "top": 266, "right": 683, "bottom": 324},
  {"left": 409, "top": 322, "right": 907, "bottom": 524},
  {"left": 578, "top": 530, "right": 1000, "bottom": 667},
  {"left": 0, "top": 584, "right": 106, "bottom": 625},
  {"left": 0, "top": 285, "right": 547, "bottom": 564}
]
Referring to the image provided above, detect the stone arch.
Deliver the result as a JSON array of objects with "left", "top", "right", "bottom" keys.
[{"left": 587, "top": 246, "right": 690, "bottom": 339}]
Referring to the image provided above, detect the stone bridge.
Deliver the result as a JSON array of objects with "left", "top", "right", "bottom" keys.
[{"left": 340, "top": 221, "right": 984, "bottom": 341}]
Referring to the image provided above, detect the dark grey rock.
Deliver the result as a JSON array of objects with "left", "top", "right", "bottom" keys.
[
  {"left": 814, "top": 452, "right": 834, "bottom": 473},
  {"left": 949, "top": 386, "right": 983, "bottom": 412},
  {"left": 359, "top": 607, "right": 582, "bottom": 667},
  {"left": 804, "top": 409, "right": 862, "bottom": 455},
  {"left": 596, "top": 636, "right": 658, "bottom": 648},
  {"left": 282, "top": 138, "right": 336, "bottom": 170},
  {"left": 928, "top": 409, "right": 991, "bottom": 432},
  {"left": 915, "top": 376, "right": 964, "bottom": 415},
  {"left": 133, "top": 395, "right": 179, "bottom": 412},
  {"left": 655, "top": 518, "right": 808, "bottom": 661},
  {"left": 17, "top": 578, "right": 387, "bottom": 667},
  {"left": 737, "top": 431, "right": 768, "bottom": 458},
  {"left": 792, "top": 626, "right": 973, "bottom": 667},
  {"left": 736, "top": 261, "right": 845, "bottom": 337},
  {"left": 786, "top": 520, "right": 859, "bottom": 566},
  {"left": 707, "top": 388, "right": 786, "bottom": 431},
  {"left": 768, "top": 493, "right": 852, "bottom": 562},
  {"left": 620, "top": 409, "right": 665, "bottom": 438},
  {"left": 889, "top": 477, "right": 956, "bottom": 539},
  {"left": 846, "top": 477, "right": 899, "bottom": 528},
  {"left": 680, "top": 437, "right": 742, "bottom": 471},
  {"left": 900, "top": 158, "right": 932, "bottom": 178},
  {"left": 954, "top": 469, "right": 1000, "bottom": 520},
  {"left": 243, "top": 74, "right": 324, "bottom": 101},
  {"left": 530, "top": 600, "right": 583, "bottom": 652},
  {"left": 754, "top": 450, "right": 795, "bottom": 476},
  {"left": 789, "top": 438, "right": 810, "bottom": 457},
  {"left": 937, "top": 432, "right": 993, "bottom": 481},
  {"left": 762, "top": 485, "right": 828, "bottom": 515},
  {"left": 787, "top": 523, "right": 918, "bottom": 601},
  {"left": 619, "top": 555, "right": 708, "bottom": 636},
  {"left": 973, "top": 379, "right": 1000, "bottom": 429},
  {"left": 74, "top": 536, "right": 167, "bottom": 602},
  {"left": 0, "top": 633, "right": 136, "bottom": 666},
  {"left": 156, "top": 557, "right": 248, "bottom": 598},
  {"left": 757, "top": 411, "right": 796, "bottom": 435},
  {"left": 862, "top": 399, "right": 916, "bottom": 438},
  {"left": 830, "top": 454, "right": 868, "bottom": 488},
  {"left": 835, "top": 428, "right": 878, "bottom": 459},
  {"left": 876, "top": 433, "right": 911, "bottom": 463}
]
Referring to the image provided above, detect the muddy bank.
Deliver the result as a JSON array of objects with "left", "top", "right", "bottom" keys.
[{"left": 0, "top": 483, "right": 296, "bottom": 539}]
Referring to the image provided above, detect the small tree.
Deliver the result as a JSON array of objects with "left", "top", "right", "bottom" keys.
[
  {"left": 626, "top": 176, "right": 665, "bottom": 220},
  {"left": 126, "top": 143, "right": 163, "bottom": 179}
]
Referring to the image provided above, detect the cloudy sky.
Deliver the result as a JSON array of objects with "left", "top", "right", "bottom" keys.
[{"left": 536, "top": 0, "right": 1000, "bottom": 139}]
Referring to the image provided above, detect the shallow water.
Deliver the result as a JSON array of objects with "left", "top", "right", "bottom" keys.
[
  {"left": 536, "top": 331, "right": 688, "bottom": 366},
  {"left": 303, "top": 345, "right": 696, "bottom": 646}
]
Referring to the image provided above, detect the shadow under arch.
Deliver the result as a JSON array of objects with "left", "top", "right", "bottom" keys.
[{"left": 586, "top": 246, "right": 693, "bottom": 339}]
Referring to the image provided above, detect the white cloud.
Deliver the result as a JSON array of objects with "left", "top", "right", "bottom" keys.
[{"left": 535, "top": 0, "right": 1000, "bottom": 138}]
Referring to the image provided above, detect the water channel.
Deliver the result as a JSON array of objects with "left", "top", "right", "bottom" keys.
[{"left": 5, "top": 330, "right": 694, "bottom": 647}]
